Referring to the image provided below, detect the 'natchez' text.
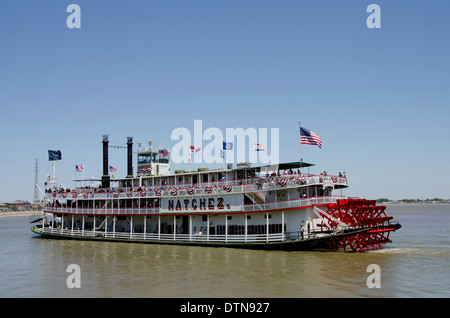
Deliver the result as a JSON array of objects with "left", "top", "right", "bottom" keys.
[{"left": 168, "top": 198, "right": 230, "bottom": 211}]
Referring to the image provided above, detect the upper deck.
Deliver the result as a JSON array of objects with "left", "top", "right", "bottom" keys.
[
  {"left": 46, "top": 171, "right": 348, "bottom": 201},
  {"left": 45, "top": 134, "right": 348, "bottom": 203}
]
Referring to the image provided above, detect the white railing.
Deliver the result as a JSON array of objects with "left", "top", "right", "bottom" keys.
[
  {"left": 44, "top": 196, "right": 347, "bottom": 216},
  {"left": 46, "top": 174, "right": 348, "bottom": 200},
  {"left": 242, "top": 196, "right": 346, "bottom": 212},
  {"left": 44, "top": 207, "right": 161, "bottom": 215},
  {"left": 40, "top": 226, "right": 285, "bottom": 243}
]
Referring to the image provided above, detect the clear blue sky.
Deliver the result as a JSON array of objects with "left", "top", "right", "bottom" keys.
[{"left": 1, "top": 0, "right": 449, "bottom": 202}]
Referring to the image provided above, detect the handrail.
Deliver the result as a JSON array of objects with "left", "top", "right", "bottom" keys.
[
  {"left": 43, "top": 196, "right": 347, "bottom": 215},
  {"left": 46, "top": 174, "right": 348, "bottom": 200},
  {"left": 40, "top": 226, "right": 287, "bottom": 243},
  {"left": 242, "top": 196, "right": 346, "bottom": 212},
  {"left": 39, "top": 226, "right": 342, "bottom": 244}
]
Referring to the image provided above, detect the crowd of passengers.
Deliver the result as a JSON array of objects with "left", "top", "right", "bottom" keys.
[{"left": 46, "top": 169, "right": 346, "bottom": 196}]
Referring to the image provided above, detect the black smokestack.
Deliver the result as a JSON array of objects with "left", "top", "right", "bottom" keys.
[
  {"left": 102, "top": 134, "right": 110, "bottom": 188},
  {"left": 127, "top": 136, "right": 133, "bottom": 178}
]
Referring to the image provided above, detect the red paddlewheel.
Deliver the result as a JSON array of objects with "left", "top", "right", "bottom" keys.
[{"left": 319, "top": 199, "right": 397, "bottom": 251}]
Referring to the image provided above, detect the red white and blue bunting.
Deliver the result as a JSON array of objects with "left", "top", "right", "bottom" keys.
[
  {"left": 51, "top": 173, "right": 345, "bottom": 201},
  {"left": 187, "top": 186, "right": 195, "bottom": 195},
  {"left": 223, "top": 185, "right": 232, "bottom": 192},
  {"left": 137, "top": 168, "right": 152, "bottom": 175}
]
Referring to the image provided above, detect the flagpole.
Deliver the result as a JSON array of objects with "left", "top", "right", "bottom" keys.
[
  {"left": 298, "top": 122, "right": 302, "bottom": 173},
  {"left": 188, "top": 153, "right": 191, "bottom": 173},
  {"left": 82, "top": 160, "right": 85, "bottom": 187},
  {"left": 53, "top": 160, "right": 56, "bottom": 185},
  {"left": 222, "top": 149, "right": 225, "bottom": 170},
  {"left": 46, "top": 150, "right": 49, "bottom": 192}
]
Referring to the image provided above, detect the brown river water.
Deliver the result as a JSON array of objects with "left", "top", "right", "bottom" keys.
[{"left": 0, "top": 204, "right": 449, "bottom": 298}]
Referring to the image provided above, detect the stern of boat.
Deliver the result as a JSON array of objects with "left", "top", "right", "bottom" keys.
[{"left": 313, "top": 198, "right": 401, "bottom": 251}]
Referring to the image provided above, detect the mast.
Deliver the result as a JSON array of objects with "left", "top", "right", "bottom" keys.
[
  {"left": 298, "top": 121, "right": 302, "bottom": 172},
  {"left": 34, "top": 159, "right": 39, "bottom": 203},
  {"left": 53, "top": 160, "right": 56, "bottom": 183},
  {"left": 82, "top": 160, "right": 85, "bottom": 187}
]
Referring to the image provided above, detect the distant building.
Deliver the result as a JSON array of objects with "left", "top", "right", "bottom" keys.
[
  {"left": 3, "top": 200, "right": 31, "bottom": 211},
  {"left": 31, "top": 202, "right": 43, "bottom": 210}
]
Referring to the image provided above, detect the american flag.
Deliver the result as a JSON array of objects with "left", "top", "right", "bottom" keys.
[
  {"left": 254, "top": 144, "right": 264, "bottom": 151},
  {"left": 158, "top": 149, "right": 169, "bottom": 157},
  {"left": 109, "top": 165, "right": 117, "bottom": 172},
  {"left": 75, "top": 164, "right": 84, "bottom": 172},
  {"left": 300, "top": 127, "right": 322, "bottom": 148},
  {"left": 190, "top": 145, "right": 201, "bottom": 152}
]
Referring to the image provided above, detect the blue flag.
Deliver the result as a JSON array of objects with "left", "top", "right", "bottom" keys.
[
  {"left": 223, "top": 142, "right": 233, "bottom": 150},
  {"left": 48, "top": 150, "right": 62, "bottom": 161}
]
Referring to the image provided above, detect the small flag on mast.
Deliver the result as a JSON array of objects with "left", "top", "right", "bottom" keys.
[
  {"left": 48, "top": 150, "right": 62, "bottom": 161},
  {"left": 300, "top": 127, "right": 322, "bottom": 148},
  {"left": 75, "top": 164, "right": 84, "bottom": 172},
  {"left": 189, "top": 145, "right": 201, "bottom": 153},
  {"left": 254, "top": 144, "right": 265, "bottom": 151},
  {"left": 158, "top": 149, "right": 169, "bottom": 157},
  {"left": 223, "top": 142, "right": 233, "bottom": 150},
  {"left": 109, "top": 166, "right": 117, "bottom": 172}
]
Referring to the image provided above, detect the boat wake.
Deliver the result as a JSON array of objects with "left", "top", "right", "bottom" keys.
[{"left": 371, "top": 246, "right": 419, "bottom": 254}]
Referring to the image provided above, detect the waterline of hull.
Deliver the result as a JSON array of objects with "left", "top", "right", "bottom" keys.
[{"left": 31, "top": 226, "right": 370, "bottom": 251}]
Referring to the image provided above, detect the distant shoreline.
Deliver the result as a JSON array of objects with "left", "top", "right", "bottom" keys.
[
  {"left": 0, "top": 211, "right": 43, "bottom": 218},
  {"left": 382, "top": 202, "right": 449, "bottom": 205}
]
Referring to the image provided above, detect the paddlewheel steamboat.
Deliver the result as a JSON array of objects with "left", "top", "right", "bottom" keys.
[{"left": 32, "top": 135, "right": 400, "bottom": 251}]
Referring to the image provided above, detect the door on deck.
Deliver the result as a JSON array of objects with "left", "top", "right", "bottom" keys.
[{"left": 182, "top": 215, "right": 189, "bottom": 234}]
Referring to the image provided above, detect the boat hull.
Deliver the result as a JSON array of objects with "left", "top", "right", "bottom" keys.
[{"left": 31, "top": 225, "right": 370, "bottom": 252}]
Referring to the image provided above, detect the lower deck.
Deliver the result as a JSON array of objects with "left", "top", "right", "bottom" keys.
[
  {"left": 37, "top": 207, "right": 328, "bottom": 246},
  {"left": 33, "top": 224, "right": 370, "bottom": 251},
  {"left": 33, "top": 197, "right": 399, "bottom": 252}
]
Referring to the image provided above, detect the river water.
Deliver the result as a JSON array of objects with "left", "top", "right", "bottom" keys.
[{"left": 0, "top": 204, "right": 448, "bottom": 298}]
